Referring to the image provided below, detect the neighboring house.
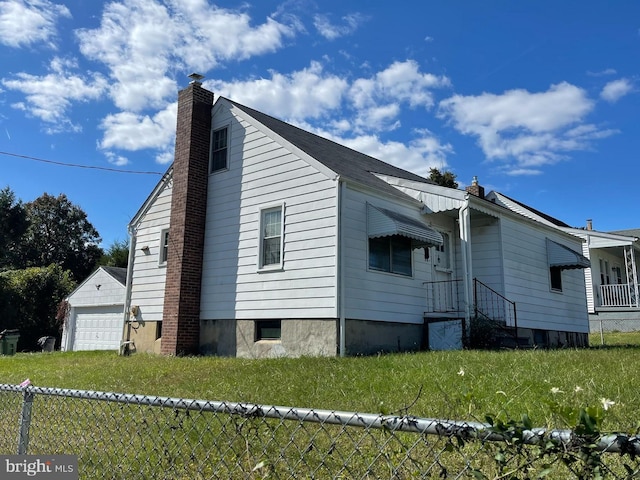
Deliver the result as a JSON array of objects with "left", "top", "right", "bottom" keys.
[
  {"left": 61, "top": 266, "right": 127, "bottom": 351},
  {"left": 122, "top": 80, "right": 590, "bottom": 358},
  {"left": 486, "top": 193, "right": 640, "bottom": 333}
]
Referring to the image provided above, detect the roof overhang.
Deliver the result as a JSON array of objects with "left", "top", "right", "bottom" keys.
[
  {"left": 547, "top": 239, "right": 590, "bottom": 270},
  {"left": 367, "top": 204, "right": 443, "bottom": 248}
]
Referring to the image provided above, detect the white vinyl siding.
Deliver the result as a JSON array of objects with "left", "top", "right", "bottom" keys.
[
  {"left": 200, "top": 104, "right": 338, "bottom": 319},
  {"left": 500, "top": 217, "right": 588, "bottom": 333},
  {"left": 129, "top": 182, "right": 173, "bottom": 322},
  {"left": 341, "top": 187, "right": 438, "bottom": 324}
]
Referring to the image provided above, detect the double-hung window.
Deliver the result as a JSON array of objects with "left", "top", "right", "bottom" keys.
[
  {"left": 259, "top": 204, "right": 284, "bottom": 269},
  {"left": 210, "top": 126, "right": 228, "bottom": 173},
  {"left": 369, "top": 235, "right": 412, "bottom": 276},
  {"left": 159, "top": 228, "right": 169, "bottom": 266}
]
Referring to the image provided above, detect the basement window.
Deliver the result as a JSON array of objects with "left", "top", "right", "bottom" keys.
[{"left": 255, "top": 320, "right": 281, "bottom": 341}]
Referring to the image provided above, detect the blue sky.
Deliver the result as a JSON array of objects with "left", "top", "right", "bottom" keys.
[{"left": 1, "top": 1, "right": 638, "bottom": 247}]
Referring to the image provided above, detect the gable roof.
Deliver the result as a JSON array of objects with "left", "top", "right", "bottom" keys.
[
  {"left": 102, "top": 266, "right": 127, "bottom": 286},
  {"left": 227, "top": 99, "right": 437, "bottom": 200},
  {"left": 489, "top": 192, "right": 572, "bottom": 228}
]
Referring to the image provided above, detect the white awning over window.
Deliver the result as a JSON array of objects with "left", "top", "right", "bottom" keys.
[
  {"left": 367, "top": 204, "right": 443, "bottom": 248},
  {"left": 546, "top": 239, "right": 590, "bottom": 270}
]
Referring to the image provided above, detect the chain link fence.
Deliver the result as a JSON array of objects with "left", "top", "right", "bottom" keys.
[
  {"left": 1, "top": 383, "right": 639, "bottom": 479},
  {"left": 590, "top": 317, "right": 640, "bottom": 346}
]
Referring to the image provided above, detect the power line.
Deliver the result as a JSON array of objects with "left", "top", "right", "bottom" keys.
[{"left": 0, "top": 150, "right": 164, "bottom": 176}]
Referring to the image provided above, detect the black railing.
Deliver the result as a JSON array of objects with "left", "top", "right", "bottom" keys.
[{"left": 473, "top": 278, "right": 517, "bottom": 332}]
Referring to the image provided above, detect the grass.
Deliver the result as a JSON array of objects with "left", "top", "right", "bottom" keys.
[
  {"left": 1, "top": 341, "right": 639, "bottom": 432},
  {"left": 2, "top": 337, "right": 640, "bottom": 478}
]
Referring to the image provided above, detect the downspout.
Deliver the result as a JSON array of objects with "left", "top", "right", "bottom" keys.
[
  {"left": 336, "top": 177, "right": 346, "bottom": 357},
  {"left": 120, "top": 223, "right": 137, "bottom": 355},
  {"left": 458, "top": 195, "right": 472, "bottom": 340}
]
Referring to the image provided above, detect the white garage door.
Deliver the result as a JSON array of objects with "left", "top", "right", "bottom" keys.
[{"left": 73, "top": 306, "right": 123, "bottom": 351}]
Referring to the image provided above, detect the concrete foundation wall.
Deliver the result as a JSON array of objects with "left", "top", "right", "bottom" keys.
[
  {"left": 201, "top": 319, "right": 338, "bottom": 358},
  {"left": 515, "top": 327, "right": 588, "bottom": 348},
  {"left": 128, "top": 321, "right": 162, "bottom": 354},
  {"left": 345, "top": 320, "right": 423, "bottom": 355}
]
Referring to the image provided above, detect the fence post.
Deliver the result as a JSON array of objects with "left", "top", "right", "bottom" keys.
[
  {"left": 17, "top": 388, "right": 35, "bottom": 454},
  {"left": 599, "top": 318, "right": 604, "bottom": 346}
]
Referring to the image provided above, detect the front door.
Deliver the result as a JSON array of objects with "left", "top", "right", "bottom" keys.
[{"left": 431, "top": 231, "right": 455, "bottom": 311}]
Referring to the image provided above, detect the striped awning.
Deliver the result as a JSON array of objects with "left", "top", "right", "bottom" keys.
[
  {"left": 367, "top": 204, "right": 443, "bottom": 248},
  {"left": 547, "top": 239, "right": 590, "bottom": 270}
]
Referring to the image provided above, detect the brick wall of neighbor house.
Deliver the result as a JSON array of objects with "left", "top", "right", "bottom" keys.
[{"left": 161, "top": 82, "right": 213, "bottom": 355}]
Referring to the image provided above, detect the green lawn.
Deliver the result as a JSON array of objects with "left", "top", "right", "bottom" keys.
[{"left": 1, "top": 343, "right": 639, "bottom": 433}]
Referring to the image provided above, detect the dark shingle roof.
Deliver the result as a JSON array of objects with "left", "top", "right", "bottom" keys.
[
  {"left": 609, "top": 228, "right": 640, "bottom": 238},
  {"left": 228, "top": 99, "right": 436, "bottom": 200},
  {"left": 102, "top": 266, "right": 127, "bottom": 286},
  {"left": 497, "top": 193, "right": 571, "bottom": 228}
]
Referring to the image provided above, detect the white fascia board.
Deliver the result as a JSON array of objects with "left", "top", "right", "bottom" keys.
[{"left": 129, "top": 167, "right": 173, "bottom": 230}]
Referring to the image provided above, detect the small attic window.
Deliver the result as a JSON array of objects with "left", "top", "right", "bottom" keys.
[{"left": 210, "top": 126, "right": 229, "bottom": 173}]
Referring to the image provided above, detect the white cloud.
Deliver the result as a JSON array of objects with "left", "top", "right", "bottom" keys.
[
  {"left": 587, "top": 68, "right": 617, "bottom": 77},
  {"left": 98, "top": 102, "right": 178, "bottom": 156},
  {"left": 2, "top": 56, "right": 108, "bottom": 132},
  {"left": 438, "top": 82, "right": 614, "bottom": 174},
  {"left": 349, "top": 60, "right": 450, "bottom": 132},
  {"left": 76, "top": 0, "right": 299, "bottom": 112},
  {"left": 314, "top": 12, "right": 366, "bottom": 40},
  {"left": 208, "top": 61, "right": 349, "bottom": 119},
  {"left": 104, "top": 151, "right": 130, "bottom": 167},
  {"left": 600, "top": 78, "right": 633, "bottom": 103},
  {"left": 0, "top": 0, "right": 70, "bottom": 48}
]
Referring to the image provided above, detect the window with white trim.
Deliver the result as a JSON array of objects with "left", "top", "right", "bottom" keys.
[
  {"left": 259, "top": 205, "right": 284, "bottom": 269},
  {"left": 210, "top": 126, "right": 228, "bottom": 173},
  {"left": 159, "top": 228, "right": 169, "bottom": 266}
]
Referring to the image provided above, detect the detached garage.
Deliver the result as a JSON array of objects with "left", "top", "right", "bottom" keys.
[{"left": 61, "top": 267, "right": 126, "bottom": 351}]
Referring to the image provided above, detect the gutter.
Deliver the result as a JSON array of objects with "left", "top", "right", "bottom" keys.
[
  {"left": 458, "top": 195, "right": 472, "bottom": 337},
  {"left": 120, "top": 223, "right": 137, "bottom": 355},
  {"left": 336, "top": 176, "right": 346, "bottom": 357}
]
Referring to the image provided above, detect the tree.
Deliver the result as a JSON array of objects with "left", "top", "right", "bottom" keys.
[
  {"left": 428, "top": 168, "right": 459, "bottom": 189},
  {"left": 0, "top": 265, "right": 76, "bottom": 351},
  {"left": 0, "top": 187, "right": 28, "bottom": 270},
  {"left": 20, "top": 193, "right": 103, "bottom": 281},
  {"left": 99, "top": 238, "right": 130, "bottom": 268}
]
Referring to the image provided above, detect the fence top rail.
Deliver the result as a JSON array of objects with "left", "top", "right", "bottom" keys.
[{"left": 1, "top": 383, "right": 638, "bottom": 455}]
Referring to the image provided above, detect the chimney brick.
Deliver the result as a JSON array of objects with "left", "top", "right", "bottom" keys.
[
  {"left": 465, "top": 176, "right": 485, "bottom": 199},
  {"left": 161, "top": 82, "right": 213, "bottom": 355}
]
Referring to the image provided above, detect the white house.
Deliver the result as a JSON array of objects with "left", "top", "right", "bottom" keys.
[
  {"left": 485, "top": 191, "right": 640, "bottom": 334},
  {"left": 121, "top": 80, "right": 590, "bottom": 358},
  {"left": 61, "top": 266, "right": 127, "bottom": 351}
]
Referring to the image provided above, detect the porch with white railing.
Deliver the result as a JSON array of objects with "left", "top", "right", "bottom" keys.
[{"left": 599, "top": 283, "right": 640, "bottom": 308}]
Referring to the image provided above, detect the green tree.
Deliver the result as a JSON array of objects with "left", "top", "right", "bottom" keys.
[
  {"left": 428, "top": 168, "right": 459, "bottom": 189},
  {"left": 20, "top": 193, "right": 103, "bottom": 281},
  {"left": 0, "top": 265, "right": 76, "bottom": 351},
  {"left": 0, "top": 187, "right": 28, "bottom": 270},
  {"left": 99, "top": 238, "right": 130, "bottom": 268}
]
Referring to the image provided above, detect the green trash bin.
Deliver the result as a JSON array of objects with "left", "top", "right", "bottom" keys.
[{"left": 0, "top": 329, "right": 20, "bottom": 355}]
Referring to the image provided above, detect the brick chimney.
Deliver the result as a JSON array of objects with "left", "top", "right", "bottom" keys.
[
  {"left": 586, "top": 219, "right": 593, "bottom": 231},
  {"left": 161, "top": 76, "right": 213, "bottom": 355},
  {"left": 465, "top": 176, "right": 485, "bottom": 199}
]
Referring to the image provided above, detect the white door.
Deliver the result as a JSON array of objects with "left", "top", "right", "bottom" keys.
[
  {"left": 431, "top": 232, "right": 455, "bottom": 311},
  {"left": 72, "top": 306, "right": 123, "bottom": 351}
]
